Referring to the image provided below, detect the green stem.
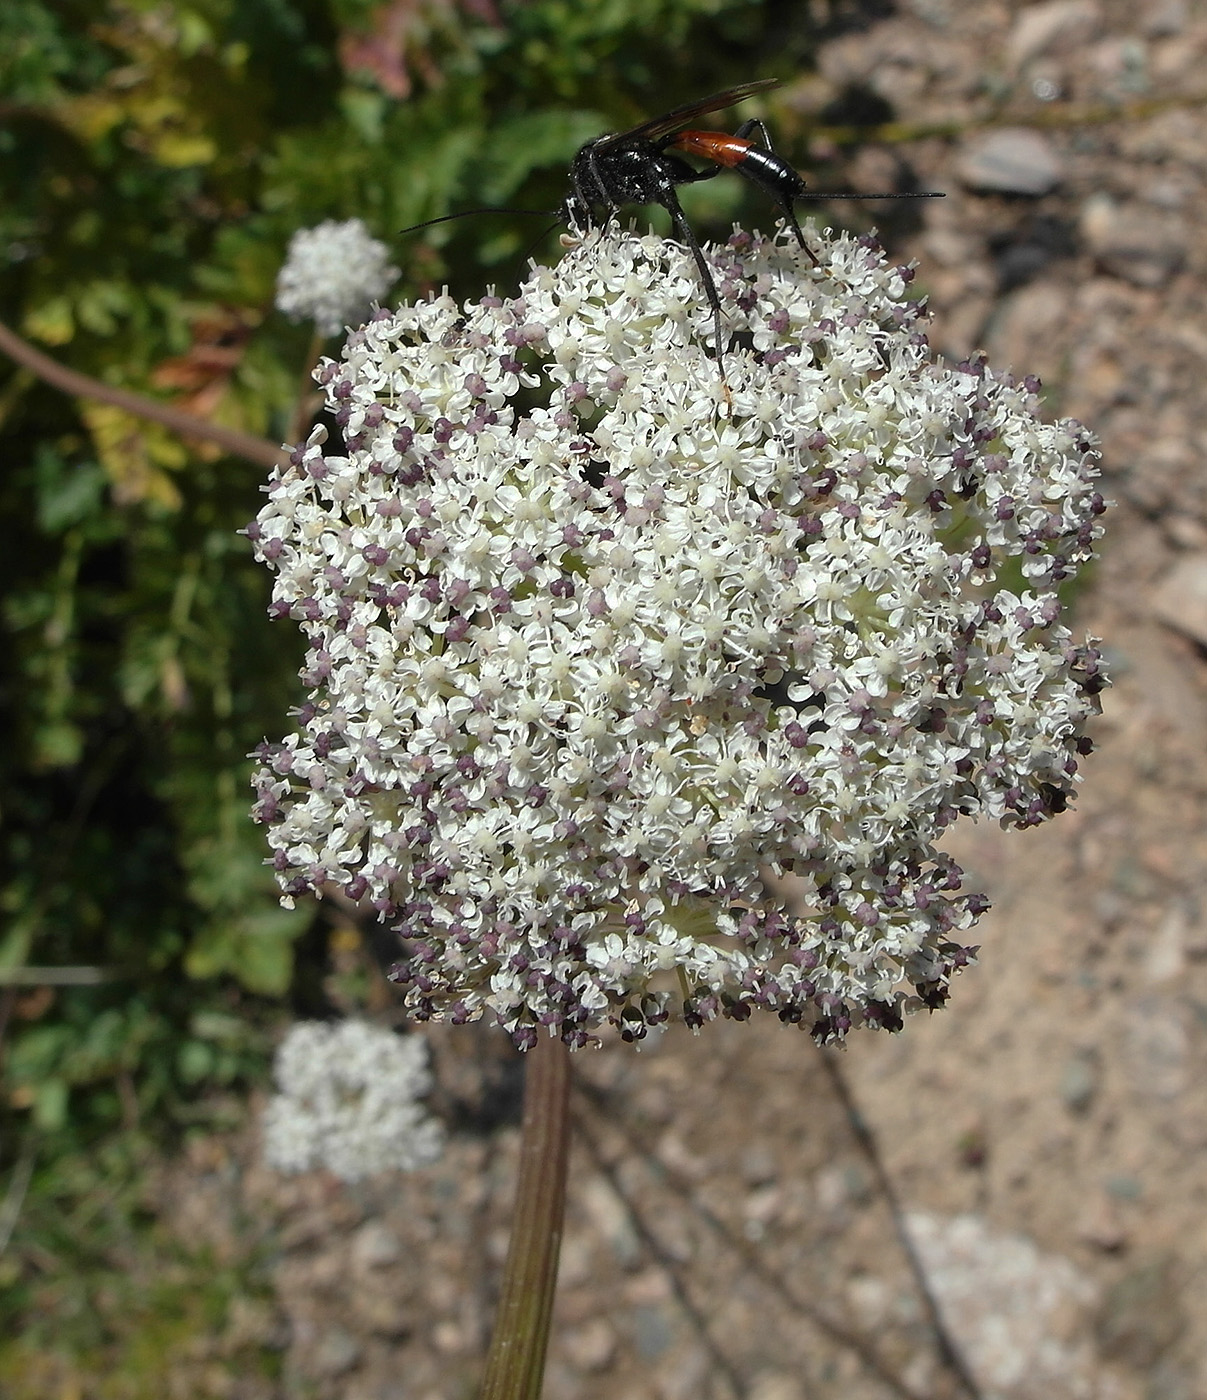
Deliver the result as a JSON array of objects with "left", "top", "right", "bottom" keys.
[
  {"left": 285, "top": 327, "right": 325, "bottom": 449},
  {"left": 479, "top": 1034, "right": 572, "bottom": 1400}
]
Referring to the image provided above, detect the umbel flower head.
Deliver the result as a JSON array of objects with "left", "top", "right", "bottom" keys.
[
  {"left": 249, "top": 225, "right": 1106, "bottom": 1049},
  {"left": 263, "top": 1019, "right": 443, "bottom": 1180},
  {"left": 275, "top": 217, "right": 400, "bottom": 338}
]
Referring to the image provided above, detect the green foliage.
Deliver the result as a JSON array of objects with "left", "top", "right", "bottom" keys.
[
  {"left": 0, "top": 0, "right": 866, "bottom": 1374},
  {"left": 0, "top": 1127, "right": 281, "bottom": 1396}
]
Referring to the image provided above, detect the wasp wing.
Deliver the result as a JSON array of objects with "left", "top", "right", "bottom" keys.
[{"left": 593, "top": 79, "right": 781, "bottom": 150}]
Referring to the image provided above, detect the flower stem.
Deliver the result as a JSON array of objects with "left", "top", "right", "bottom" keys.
[
  {"left": 285, "top": 327, "right": 325, "bottom": 450},
  {"left": 480, "top": 1034, "right": 572, "bottom": 1400}
]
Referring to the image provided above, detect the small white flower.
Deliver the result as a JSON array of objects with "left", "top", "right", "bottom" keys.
[
  {"left": 262, "top": 1019, "right": 443, "bottom": 1181},
  {"left": 250, "top": 225, "right": 1106, "bottom": 1048},
  {"left": 275, "top": 218, "right": 400, "bottom": 338}
]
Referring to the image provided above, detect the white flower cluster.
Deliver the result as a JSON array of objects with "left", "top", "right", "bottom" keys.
[
  {"left": 249, "top": 225, "right": 1106, "bottom": 1047},
  {"left": 262, "top": 1019, "right": 443, "bottom": 1180},
  {"left": 275, "top": 218, "right": 400, "bottom": 338}
]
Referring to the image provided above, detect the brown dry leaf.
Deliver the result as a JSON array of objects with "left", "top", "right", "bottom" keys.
[
  {"left": 79, "top": 401, "right": 186, "bottom": 509},
  {"left": 150, "top": 308, "right": 253, "bottom": 420}
]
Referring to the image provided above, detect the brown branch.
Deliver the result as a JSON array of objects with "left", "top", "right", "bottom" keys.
[
  {"left": 809, "top": 88, "right": 1207, "bottom": 150},
  {"left": 572, "top": 1106, "right": 748, "bottom": 1399},
  {"left": 0, "top": 967, "right": 124, "bottom": 986},
  {"left": 575, "top": 1076, "right": 930, "bottom": 1400},
  {"left": 817, "top": 1048, "right": 984, "bottom": 1400},
  {"left": 0, "top": 1137, "right": 36, "bottom": 1258},
  {"left": 0, "top": 318, "right": 288, "bottom": 470}
]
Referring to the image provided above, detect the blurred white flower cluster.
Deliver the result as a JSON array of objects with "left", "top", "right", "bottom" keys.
[
  {"left": 263, "top": 1019, "right": 442, "bottom": 1181},
  {"left": 249, "top": 225, "right": 1105, "bottom": 1048},
  {"left": 275, "top": 218, "right": 400, "bottom": 338}
]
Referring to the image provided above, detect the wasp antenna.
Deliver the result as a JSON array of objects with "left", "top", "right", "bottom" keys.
[
  {"left": 521, "top": 220, "right": 564, "bottom": 265},
  {"left": 398, "top": 207, "right": 557, "bottom": 236},
  {"left": 797, "top": 191, "right": 946, "bottom": 200}
]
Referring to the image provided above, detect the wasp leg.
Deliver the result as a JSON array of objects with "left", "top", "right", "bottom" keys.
[
  {"left": 666, "top": 160, "right": 725, "bottom": 187},
  {"left": 656, "top": 183, "right": 730, "bottom": 380},
  {"left": 576, "top": 147, "right": 619, "bottom": 232},
  {"left": 732, "top": 117, "right": 774, "bottom": 149},
  {"left": 729, "top": 118, "right": 816, "bottom": 260}
]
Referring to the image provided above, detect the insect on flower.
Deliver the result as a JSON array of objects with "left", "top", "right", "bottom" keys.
[
  {"left": 253, "top": 226, "right": 1107, "bottom": 1050},
  {"left": 402, "top": 80, "right": 943, "bottom": 375},
  {"left": 561, "top": 78, "right": 944, "bottom": 369}
]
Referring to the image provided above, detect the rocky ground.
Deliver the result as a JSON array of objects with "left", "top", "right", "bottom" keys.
[{"left": 72, "top": 2, "right": 1207, "bottom": 1397}]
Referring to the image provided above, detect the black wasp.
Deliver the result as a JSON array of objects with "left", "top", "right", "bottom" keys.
[
  {"left": 403, "top": 80, "right": 941, "bottom": 372},
  {"left": 563, "top": 78, "right": 941, "bottom": 370}
]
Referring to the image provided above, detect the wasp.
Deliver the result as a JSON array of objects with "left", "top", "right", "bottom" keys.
[
  {"left": 403, "top": 80, "right": 941, "bottom": 373},
  {"left": 563, "top": 78, "right": 941, "bottom": 369}
]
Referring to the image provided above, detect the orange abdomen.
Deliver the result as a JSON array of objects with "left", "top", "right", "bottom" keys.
[{"left": 671, "top": 130, "right": 753, "bottom": 168}]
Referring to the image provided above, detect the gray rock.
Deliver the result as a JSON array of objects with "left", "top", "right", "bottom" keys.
[
  {"left": 580, "top": 1175, "right": 640, "bottom": 1267},
  {"left": 1076, "top": 1192, "right": 1128, "bottom": 1251},
  {"left": 1081, "top": 194, "right": 1186, "bottom": 286},
  {"left": 1105, "top": 1175, "right": 1143, "bottom": 1201},
  {"left": 1145, "top": 1360, "right": 1197, "bottom": 1400},
  {"left": 905, "top": 1212, "right": 1099, "bottom": 1394},
  {"left": 561, "top": 1317, "right": 617, "bottom": 1372},
  {"left": 350, "top": 1220, "right": 402, "bottom": 1270},
  {"left": 1008, "top": 0, "right": 1102, "bottom": 67},
  {"left": 1060, "top": 1049, "right": 1099, "bottom": 1114},
  {"left": 740, "top": 1143, "right": 777, "bottom": 1185},
  {"left": 630, "top": 1302, "right": 675, "bottom": 1359},
  {"left": 957, "top": 129, "right": 1063, "bottom": 195},
  {"left": 1123, "top": 997, "right": 1188, "bottom": 1101},
  {"left": 1152, "top": 553, "right": 1207, "bottom": 648},
  {"left": 1141, "top": 0, "right": 1187, "bottom": 36},
  {"left": 1096, "top": 1257, "right": 1185, "bottom": 1368},
  {"left": 749, "top": 1373, "right": 808, "bottom": 1400},
  {"left": 311, "top": 1323, "right": 363, "bottom": 1378}
]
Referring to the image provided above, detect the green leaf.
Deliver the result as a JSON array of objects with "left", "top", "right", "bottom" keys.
[
  {"left": 33, "top": 1078, "right": 69, "bottom": 1131},
  {"left": 33, "top": 450, "right": 105, "bottom": 534},
  {"left": 176, "top": 1039, "right": 215, "bottom": 1084},
  {"left": 477, "top": 109, "right": 604, "bottom": 205},
  {"left": 24, "top": 295, "right": 75, "bottom": 346},
  {"left": 183, "top": 902, "right": 303, "bottom": 995},
  {"left": 340, "top": 86, "right": 389, "bottom": 145}
]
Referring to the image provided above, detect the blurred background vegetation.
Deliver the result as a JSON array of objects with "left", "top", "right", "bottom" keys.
[{"left": 0, "top": 0, "right": 919, "bottom": 1386}]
